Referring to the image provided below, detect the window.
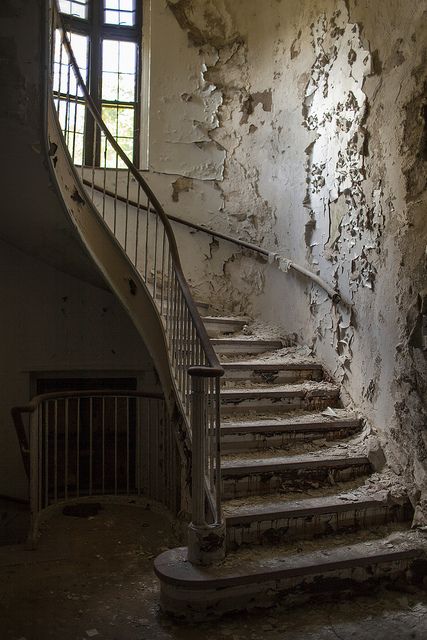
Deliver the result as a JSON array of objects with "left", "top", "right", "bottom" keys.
[{"left": 57, "top": 0, "right": 142, "bottom": 168}]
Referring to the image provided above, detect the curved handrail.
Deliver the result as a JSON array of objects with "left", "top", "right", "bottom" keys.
[
  {"left": 84, "top": 181, "right": 343, "bottom": 304},
  {"left": 55, "top": 6, "right": 222, "bottom": 376}
]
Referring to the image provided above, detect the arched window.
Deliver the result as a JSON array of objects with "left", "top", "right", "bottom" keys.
[{"left": 56, "top": 0, "right": 142, "bottom": 167}]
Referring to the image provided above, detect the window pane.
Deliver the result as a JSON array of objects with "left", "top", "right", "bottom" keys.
[
  {"left": 102, "top": 40, "right": 136, "bottom": 75},
  {"left": 56, "top": 99, "right": 86, "bottom": 164},
  {"left": 119, "top": 41, "right": 136, "bottom": 73},
  {"left": 101, "top": 105, "right": 134, "bottom": 167},
  {"left": 68, "top": 32, "right": 89, "bottom": 76},
  {"left": 117, "top": 107, "right": 134, "bottom": 137},
  {"left": 118, "top": 72, "right": 135, "bottom": 101},
  {"left": 100, "top": 135, "right": 127, "bottom": 168},
  {"left": 102, "top": 106, "right": 134, "bottom": 137},
  {"left": 104, "top": 0, "right": 135, "bottom": 26},
  {"left": 102, "top": 40, "right": 119, "bottom": 73},
  {"left": 54, "top": 31, "right": 88, "bottom": 97},
  {"left": 117, "top": 137, "right": 133, "bottom": 159},
  {"left": 102, "top": 71, "right": 135, "bottom": 102},
  {"left": 102, "top": 72, "right": 119, "bottom": 101},
  {"left": 59, "top": 0, "right": 89, "bottom": 19}
]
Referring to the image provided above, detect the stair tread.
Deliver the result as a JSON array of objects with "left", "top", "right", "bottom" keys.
[
  {"left": 203, "top": 316, "right": 248, "bottom": 323},
  {"left": 154, "top": 289, "right": 209, "bottom": 308},
  {"left": 221, "top": 381, "right": 339, "bottom": 398},
  {"left": 221, "top": 452, "right": 370, "bottom": 472},
  {"left": 223, "top": 489, "right": 396, "bottom": 521},
  {"left": 222, "top": 360, "right": 322, "bottom": 370},
  {"left": 154, "top": 533, "right": 423, "bottom": 588},
  {"left": 221, "top": 409, "right": 359, "bottom": 430},
  {"left": 212, "top": 338, "right": 283, "bottom": 346}
]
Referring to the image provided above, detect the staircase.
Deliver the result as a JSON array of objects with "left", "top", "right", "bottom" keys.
[
  {"left": 35, "top": 2, "right": 425, "bottom": 621},
  {"left": 154, "top": 303, "right": 425, "bottom": 618}
]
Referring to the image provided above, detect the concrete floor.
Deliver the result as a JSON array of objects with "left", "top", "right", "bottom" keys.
[{"left": 0, "top": 503, "right": 426, "bottom": 640}]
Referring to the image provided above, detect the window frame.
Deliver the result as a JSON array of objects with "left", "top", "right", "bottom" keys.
[{"left": 60, "top": 0, "right": 143, "bottom": 168}]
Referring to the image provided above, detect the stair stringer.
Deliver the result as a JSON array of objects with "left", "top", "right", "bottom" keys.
[{"left": 46, "top": 97, "right": 180, "bottom": 418}]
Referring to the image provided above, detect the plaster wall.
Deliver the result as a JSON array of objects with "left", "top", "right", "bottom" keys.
[
  {"left": 131, "top": 0, "right": 427, "bottom": 510},
  {"left": 0, "top": 239, "right": 157, "bottom": 499}
]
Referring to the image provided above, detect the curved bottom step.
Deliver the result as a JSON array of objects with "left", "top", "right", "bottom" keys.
[{"left": 154, "top": 537, "right": 426, "bottom": 619}]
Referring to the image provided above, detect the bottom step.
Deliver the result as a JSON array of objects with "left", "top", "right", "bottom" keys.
[{"left": 154, "top": 537, "right": 425, "bottom": 619}]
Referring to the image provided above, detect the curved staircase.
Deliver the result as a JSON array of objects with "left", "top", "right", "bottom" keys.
[
  {"left": 29, "top": 2, "right": 425, "bottom": 621},
  {"left": 155, "top": 303, "right": 425, "bottom": 618}
]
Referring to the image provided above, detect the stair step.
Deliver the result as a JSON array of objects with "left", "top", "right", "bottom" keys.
[
  {"left": 224, "top": 493, "right": 414, "bottom": 548},
  {"left": 220, "top": 382, "right": 340, "bottom": 414},
  {"left": 220, "top": 412, "right": 360, "bottom": 452},
  {"left": 155, "top": 291, "right": 210, "bottom": 316},
  {"left": 212, "top": 338, "right": 283, "bottom": 355},
  {"left": 222, "top": 360, "right": 323, "bottom": 384},
  {"left": 221, "top": 454, "right": 371, "bottom": 499},
  {"left": 203, "top": 316, "right": 247, "bottom": 337},
  {"left": 154, "top": 537, "right": 425, "bottom": 618}
]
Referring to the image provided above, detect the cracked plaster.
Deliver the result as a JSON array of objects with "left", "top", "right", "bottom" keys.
[
  {"left": 97, "top": 0, "right": 427, "bottom": 506},
  {"left": 142, "top": 0, "right": 427, "bottom": 508}
]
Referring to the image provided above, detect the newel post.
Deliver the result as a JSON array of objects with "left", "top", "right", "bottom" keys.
[{"left": 187, "top": 367, "right": 226, "bottom": 566}]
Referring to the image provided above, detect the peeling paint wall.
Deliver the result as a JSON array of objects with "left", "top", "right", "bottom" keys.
[{"left": 138, "top": 1, "right": 427, "bottom": 511}]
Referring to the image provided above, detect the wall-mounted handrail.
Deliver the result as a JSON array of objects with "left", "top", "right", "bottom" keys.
[{"left": 84, "top": 180, "right": 342, "bottom": 304}]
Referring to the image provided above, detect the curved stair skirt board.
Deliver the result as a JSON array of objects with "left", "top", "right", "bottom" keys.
[{"left": 154, "top": 544, "right": 426, "bottom": 619}]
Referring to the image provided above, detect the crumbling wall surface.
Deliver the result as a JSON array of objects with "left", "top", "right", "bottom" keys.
[
  {"left": 144, "top": 0, "right": 280, "bottom": 314},
  {"left": 261, "top": 0, "right": 427, "bottom": 511},
  {"left": 277, "top": 0, "right": 427, "bottom": 516},
  {"left": 152, "top": 1, "right": 427, "bottom": 508}
]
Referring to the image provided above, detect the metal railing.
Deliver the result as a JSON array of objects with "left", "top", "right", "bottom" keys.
[
  {"left": 12, "top": 390, "right": 178, "bottom": 545},
  {"left": 47, "top": 1, "right": 225, "bottom": 563}
]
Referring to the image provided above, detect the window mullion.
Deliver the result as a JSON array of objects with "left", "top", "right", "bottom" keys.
[{"left": 86, "top": 0, "right": 102, "bottom": 166}]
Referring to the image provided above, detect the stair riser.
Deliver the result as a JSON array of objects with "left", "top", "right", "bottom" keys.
[
  {"left": 221, "top": 425, "right": 360, "bottom": 452},
  {"left": 205, "top": 322, "right": 246, "bottom": 337},
  {"left": 221, "top": 462, "right": 371, "bottom": 499},
  {"left": 158, "top": 301, "right": 209, "bottom": 316},
  {"left": 158, "top": 554, "right": 423, "bottom": 619},
  {"left": 213, "top": 344, "right": 280, "bottom": 355},
  {"left": 221, "top": 394, "right": 340, "bottom": 414},
  {"left": 226, "top": 503, "right": 413, "bottom": 549},
  {"left": 222, "top": 369, "right": 323, "bottom": 385}
]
